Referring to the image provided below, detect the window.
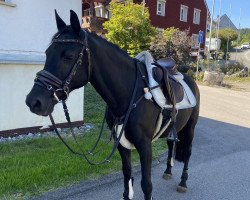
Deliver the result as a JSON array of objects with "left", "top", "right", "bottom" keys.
[
  {"left": 157, "top": 0, "right": 166, "bottom": 16},
  {"left": 193, "top": 8, "right": 201, "bottom": 24},
  {"left": 192, "top": 34, "right": 199, "bottom": 48},
  {"left": 95, "top": 5, "right": 109, "bottom": 18},
  {"left": 180, "top": 5, "right": 188, "bottom": 22}
]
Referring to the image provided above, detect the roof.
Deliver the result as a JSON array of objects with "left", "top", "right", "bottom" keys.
[{"left": 215, "top": 14, "right": 237, "bottom": 30}]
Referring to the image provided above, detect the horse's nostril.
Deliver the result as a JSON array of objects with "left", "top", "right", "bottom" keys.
[{"left": 31, "top": 99, "right": 42, "bottom": 110}]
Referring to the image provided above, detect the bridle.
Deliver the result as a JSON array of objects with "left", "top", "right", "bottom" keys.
[
  {"left": 31, "top": 30, "right": 145, "bottom": 165},
  {"left": 34, "top": 30, "right": 91, "bottom": 102}
]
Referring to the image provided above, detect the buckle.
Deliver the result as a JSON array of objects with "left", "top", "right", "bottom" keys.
[{"left": 54, "top": 88, "right": 69, "bottom": 103}]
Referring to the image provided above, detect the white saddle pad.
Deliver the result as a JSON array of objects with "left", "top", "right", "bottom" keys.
[{"left": 135, "top": 51, "right": 196, "bottom": 109}]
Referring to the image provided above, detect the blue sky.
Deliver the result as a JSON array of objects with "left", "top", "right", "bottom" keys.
[{"left": 206, "top": 0, "right": 250, "bottom": 28}]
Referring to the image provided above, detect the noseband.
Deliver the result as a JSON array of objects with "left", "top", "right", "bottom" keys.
[{"left": 34, "top": 31, "right": 91, "bottom": 102}]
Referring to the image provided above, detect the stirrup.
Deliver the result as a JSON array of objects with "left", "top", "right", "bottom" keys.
[{"left": 167, "top": 124, "right": 179, "bottom": 142}]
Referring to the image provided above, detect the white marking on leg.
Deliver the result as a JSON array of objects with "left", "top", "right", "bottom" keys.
[
  {"left": 170, "top": 157, "right": 174, "bottom": 167},
  {"left": 128, "top": 178, "right": 134, "bottom": 199}
]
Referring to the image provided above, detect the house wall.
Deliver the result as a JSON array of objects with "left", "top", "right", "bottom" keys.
[
  {"left": 0, "top": 0, "right": 82, "bottom": 53},
  {"left": 0, "top": 64, "right": 84, "bottom": 132},
  {"left": 0, "top": 0, "right": 84, "bottom": 132},
  {"left": 135, "top": 0, "right": 207, "bottom": 42}
]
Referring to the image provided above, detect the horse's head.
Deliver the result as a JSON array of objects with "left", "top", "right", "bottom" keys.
[{"left": 26, "top": 10, "right": 90, "bottom": 116}]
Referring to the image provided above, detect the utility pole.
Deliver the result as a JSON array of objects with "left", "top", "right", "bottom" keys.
[
  {"left": 207, "top": 0, "right": 215, "bottom": 60},
  {"left": 235, "top": 8, "right": 242, "bottom": 61},
  {"left": 215, "top": 0, "right": 221, "bottom": 60},
  {"left": 142, "top": 0, "right": 146, "bottom": 15},
  {"left": 225, "top": 3, "right": 232, "bottom": 62}
]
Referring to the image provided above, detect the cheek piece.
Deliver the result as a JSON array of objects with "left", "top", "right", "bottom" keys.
[{"left": 34, "top": 30, "right": 91, "bottom": 103}]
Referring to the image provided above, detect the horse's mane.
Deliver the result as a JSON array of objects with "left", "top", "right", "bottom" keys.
[
  {"left": 50, "top": 27, "right": 132, "bottom": 61},
  {"left": 88, "top": 31, "right": 132, "bottom": 59}
]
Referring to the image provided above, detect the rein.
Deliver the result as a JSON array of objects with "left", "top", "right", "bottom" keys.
[
  {"left": 34, "top": 29, "right": 141, "bottom": 165},
  {"left": 49, "top": 61, "right": 140, "bottom": 165}
]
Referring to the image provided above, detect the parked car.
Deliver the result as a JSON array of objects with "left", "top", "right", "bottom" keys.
[{"left": 241, "top": 43, "right": 250, "bottom": 49}]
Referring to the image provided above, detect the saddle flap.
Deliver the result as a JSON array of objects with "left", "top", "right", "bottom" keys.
[{"left": 152, "top": 67, "right": 184, "bottom": 104}]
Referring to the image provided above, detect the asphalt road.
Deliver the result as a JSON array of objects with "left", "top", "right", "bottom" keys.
[
  {"left": 230, "top": 49, "right": 250, "bottom": 67},
  {"left": 33, "top": 85, "right": 250, "bottom": 200}
]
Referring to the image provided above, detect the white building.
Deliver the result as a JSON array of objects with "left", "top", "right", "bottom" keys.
[{"left": 0, "top": 0, "right": 83, "bottom": 134}]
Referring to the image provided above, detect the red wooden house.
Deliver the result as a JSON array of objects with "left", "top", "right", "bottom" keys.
[
  {"left": 135, "top": 0, "right": 208, "bottom": 48},
  {"left": 82, "top": 0, "right": 208, "bottom": 48}
]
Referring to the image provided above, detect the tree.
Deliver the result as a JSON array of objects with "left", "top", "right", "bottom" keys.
[
  {"left": 240, "top": 32, "right": 250, "bottom": 44},
  {"left": 103, "top": 1, "right": 156, "bottom": 57},
  {"left": 150, "top": 27, "right": 192, "bottom": 66},
  {"left": 210, "top": 28, "right": 238, "bottom": 54}
]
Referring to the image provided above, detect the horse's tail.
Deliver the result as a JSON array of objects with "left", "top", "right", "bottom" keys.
[{"left": 175, "top": 74, "right": 200, "bottom": 162}]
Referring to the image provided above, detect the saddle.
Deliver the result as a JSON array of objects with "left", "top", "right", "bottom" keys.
[{"left": 152, "top": 58, "right": 184, "bottom": 104}]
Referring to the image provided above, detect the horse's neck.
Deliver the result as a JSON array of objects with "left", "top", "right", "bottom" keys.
[{"left": 88, "top": 36, "right": 136, "bottom": 117}]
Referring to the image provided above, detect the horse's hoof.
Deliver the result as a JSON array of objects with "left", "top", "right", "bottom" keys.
[
  {"left": 162, "top": 173, "right": 172, "bottom": 180},
  {"left": 176, "top": 185, "right": 187, "bottom": 193}
]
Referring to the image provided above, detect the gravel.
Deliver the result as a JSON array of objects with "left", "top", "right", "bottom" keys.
[{"left": 0, "top": 124, "right": 94, "bottom": 143}]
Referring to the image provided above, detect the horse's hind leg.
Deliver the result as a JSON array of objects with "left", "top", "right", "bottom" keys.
[
  {"left": 163, "top": 140, "right": 174, "bottom": 180},
  {"left": 117, "top": 144, "right": 133, "bottom": 200},
  {"left": 175, "top": 124, "right": 196, "bottom": 193}
]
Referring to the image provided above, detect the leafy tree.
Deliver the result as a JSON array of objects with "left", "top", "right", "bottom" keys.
[
  {"left": 210, "top": 28, "right": 238, "bottom": 54},
  {"left": 150, "top": 27, "right": 192, "bottom": 66},
  {"left": 103, "top": 1, "right": 156, "bottom": 57},
  {"left": 239, "top": 28, "right": 250, "bottom": 44},
  {"left": 240, "top": 28, "right": 250, "bottom": 36},
  {"left": 240, "top": 32, "right": 250, "bottom": 44}
]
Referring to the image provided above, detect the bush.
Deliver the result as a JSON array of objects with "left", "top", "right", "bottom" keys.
[
  {"left": 221, "top": 62, "right": 245, "bottom": 75},
  {"left": 150, "top": 28, "right": 192, "bottom": 66}
]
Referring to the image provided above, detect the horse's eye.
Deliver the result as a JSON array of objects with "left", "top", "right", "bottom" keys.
[{"left": 63, "top": 56, "right": 74, "bottom": 61}]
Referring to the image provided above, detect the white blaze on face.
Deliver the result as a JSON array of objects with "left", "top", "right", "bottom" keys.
[{"left": 128, "top": 178, "right": 134, "bottom": 199}]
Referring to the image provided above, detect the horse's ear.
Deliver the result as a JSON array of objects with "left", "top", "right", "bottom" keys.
[
  {"left": 70, "top": 10, "right": 81, "bottom": 35},
  {"left": 55, "top": 10, "right": 66, "bottom": 31}
]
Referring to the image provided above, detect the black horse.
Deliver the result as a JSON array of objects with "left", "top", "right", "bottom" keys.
[{"left": 26, "top": 10, "right": 200, "bottom": 200}]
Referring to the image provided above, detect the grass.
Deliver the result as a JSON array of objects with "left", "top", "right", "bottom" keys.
[
  {"left": 224, "top": 76, "right": 250, "bottom": 83},
  {"left": 223, "top": 76, "right": 250, "bottom": 92},
  {"left": 0, "top": 83, "right": 167, "bottom": 200}
]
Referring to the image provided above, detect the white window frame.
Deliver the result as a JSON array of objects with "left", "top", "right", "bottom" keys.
[
  {"left": 95, "top": 5, "right": 103, "bottom": 18},
  {"left": 180, "top": 5, "right": 188, "bottom": 22},
  {"left": 95, "top": 5, "right": 109, "bottom": 19},
  {"left": 193, "top": 8, "right": 201, "bottom": 25},
  {"left": 156, "top": 0, "right": 166, "bottom": 16},
  {"left": 192, "top": 34, "right": 199, "bottom": 48}
]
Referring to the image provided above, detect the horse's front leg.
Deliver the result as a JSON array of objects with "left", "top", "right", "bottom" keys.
[
  {"left": 134, "top": 138, "right": 153, "bottom": 200},
  {"left": 117, "top": 144, "right": 133, "bottom": 200}
]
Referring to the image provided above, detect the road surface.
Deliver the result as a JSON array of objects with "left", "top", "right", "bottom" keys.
[
  {"left": 33, "top": 85, "right": 250, "bottom": 200},
  {"left": 230, "top": 49, "right": 250, "bottom": 67}
]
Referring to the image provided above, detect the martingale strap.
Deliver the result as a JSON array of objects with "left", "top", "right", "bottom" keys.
[{"left": 49, "top": 60, "right": 141, "bottom": 165}]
